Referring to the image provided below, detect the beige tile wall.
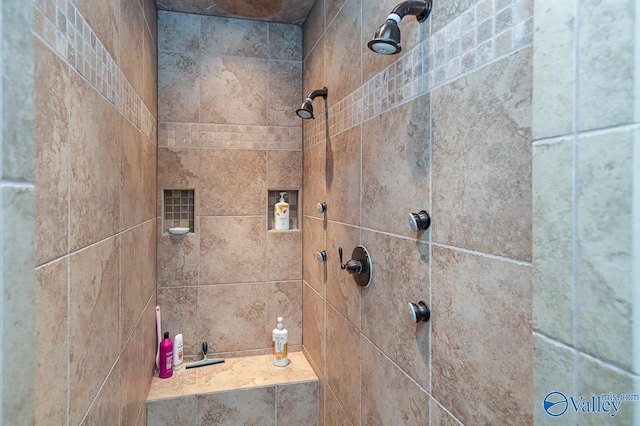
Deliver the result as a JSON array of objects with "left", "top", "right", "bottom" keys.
[
  {"left": 533, "top": 0, "right": 640, "bottom": 422},
  {"left": 157, "top": 11, "right": 304, "bottom": 360},
  {"left": 33, "top": 0, "right": 158, "bottom": 424},
  {"left": 302, "top": 0, "right": 534, "bottom": 424}
]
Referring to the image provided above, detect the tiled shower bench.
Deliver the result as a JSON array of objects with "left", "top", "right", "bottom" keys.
[{"left": 146, "top": 352, "right": 319, "bottom": 425}]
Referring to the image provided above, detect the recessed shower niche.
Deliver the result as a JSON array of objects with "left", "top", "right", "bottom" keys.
[
  {"left": 268, "top": 190, "right": 299, "bottom": 230},
  {"left": 163, "top": 189, "right": 195, "bottom": 233}
]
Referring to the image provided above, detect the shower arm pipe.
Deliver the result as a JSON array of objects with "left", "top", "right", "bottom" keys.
[
  {"left": 387, "top": 0, "right": 432, "bottom": 24},
  {"left": 304, "top": 87, "right": 328, "bottom": 102}
]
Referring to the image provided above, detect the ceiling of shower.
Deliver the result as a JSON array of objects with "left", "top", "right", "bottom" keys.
[{"left": 156, "top": 0, "right": 317, "bottom": 24}]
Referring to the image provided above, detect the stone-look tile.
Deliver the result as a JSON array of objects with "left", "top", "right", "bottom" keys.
[
  {"left": 143, "top": 26, "right": 159, "bottom": 119},
  {"left": 199, "top": 149, "right": 266, "bottom": 216},
  {"left": 137, "top": 400, "right": 147, "bottom": 426},
  {"left": 361, "top": 0, "right": 429, "bottom": 81},
  {"left": 432, "top": 48, "right": 532, "bottom": 261},
  {"left": 531, "top": 0, "right": 575, "bottom": 139},
  {"left": 431, "top": 245, "right": 533, "bottom": 424},
  {"left": 324, "top": 0, "right": 362, "bottom": 106},
  {"left": 121, "top": 117, "right": 145, "bottom": 230},
  {"left": 34, "top": 39, "right": 69, "bottom": 265},
  {"left": 80, "top": 363, "right": 121, "bottom": 425},
  {"left": 430, "top": 399, "right": 463, "bottom": 426},
  {"left": 303, "top": 141, "right": 327, "bottom": 217},
  {"left": 141, "top": 0, "right": 157, "bottom": 41},
  {"left": 532, "top": 139, "right": 573, "bottom": 344},
  {"left": 158, "top": 10, "right": 200, "bottom": 52},
  {"left": 268, "top": 150, "right": 303, "bottom": 188},
  {"left": 303, "top": 35, "right": 324, "bottom": 99},
  {"left": 360, "top": 230, "right": 430, "bottom": 389},
  {"left": 326, "top": 0, "right": 348, "bottom": 24},
  {"left": 142, "top": 298, "right": 159, "bottom": 385},
  {"left": 157, "top": 222, "right": 200, "bottom": 287},
  {"left": 325, "top": 305, "right": 360, "bottom": 424},
  {"left": 147, "top": 396, "right": 196, "bottom": 426},
  {"left": 302, "top": 217, "right": 326, "bottom": 295},
  {"left": 158, "top": 52, "right": 200, "bottom": 122},
  {"left": 200, "top": 56, "right": 268, "bottom": 125},
  {"left": 277, "top": 382, "right": 319, "bottom": 425},
  {"left": 577, "top": 129, "right": 634, "bottom": 370},
  {"left": 266, "top": 231, "right": 302, "bottom": 281},
  {"left": 69, "top": 237, "right": 120, "bottom": 426},
  {"left": 325, "top": 384, "right": 353, "bottom": 426},
  {"left": 158, "top": 287, "right": 199, "bottom": 356},
  {"left": 142, "top": 139, "right": 157, "bottom": 221},
  {"left": 201, "top": 15, "right": 268, "bottom": 58},
  {"left": 577, "top": 355, "right": 638, "bottom": 425},
  {"left": 69, "top": 72, "right": 120, "bottom": 251},
  {"left": 122, "top": 225, "right": 152, "bottom": 344},
  {"left": 197, "top": 387, "right": 275, "bottom": 425},
  {"left": 362, "top": 94, "right": 430, "bottom": 239},
  {"left": 270, "top": 23, "right": 302, "bottom": 61},
  {"left": 578, "top": 0, "right": 635, "bottom": 130},
  {"left": 35, "top": 259, "right": 68, "bottom": 425},
  {"left": 431, "top": 0, "right": 477, "bottom": 32},
  {"left": 303, "top": 283, "right": 325, "bottom": 376},
  {"left": 158, "top": 148, "right": 200, "bottom": 209},
  {"left": 533, "top": 334, "right": 574, "bottom": 426},
  {"left": 303, "top": 0, "right": 324, "bottom": 57},
  {"left": 267, "top": 281, "right": 303, "bottom": 346},
  {"left": 318, "top": 378, "right": 326, "bottom": 426},
  {"left": 269, "top": 61, "right": 303, "bottom": 127},
  {"left": 326, "top": 125, "right": 361, "bottom": 226},
  {"left": 120, "top": 0, "right": 144, "bottom": 95},
  {"left": 74, "top": 0, "right": 119, "bottom": 61},
  {"left": 361, "top": 338, "right": 430, "bottom": 425},
  {"left": 326, "top": 221, "right": 360, "bottom": 328},
  {"left": 120, "top": 325, "right": 145, "bottom": 426},
  {"left": 198, "top": 284, "right": 269, "bottom": 353},
  {"left": 200, "top": 216, "right": 267, "bottom": 284}
]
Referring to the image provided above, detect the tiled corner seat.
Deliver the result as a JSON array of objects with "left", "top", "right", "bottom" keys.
[{"left": 146, "top": 352, "right": 319, "bottom": 425}]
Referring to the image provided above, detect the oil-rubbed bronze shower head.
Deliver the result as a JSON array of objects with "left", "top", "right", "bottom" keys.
[
  {"left": 368, "top": 1, "right": 432, "bottom": 55},
  {"left": 296, "top": 87, "right": 328, "bottom": 119}
]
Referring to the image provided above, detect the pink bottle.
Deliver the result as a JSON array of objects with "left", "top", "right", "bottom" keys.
[{"left": 159, "top": 332, "right": 173, "bottom": 379}]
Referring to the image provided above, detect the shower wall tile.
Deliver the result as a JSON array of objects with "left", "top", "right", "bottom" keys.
[
  {"left": 197, "top": 387, "right": 275, "bottom": 425},
  {"left": 142, "top": 0, "right": 158, "bottom": 41},
  {"left": 269, "top": 23, "right": 303, "bottom": 62},
  {"left": 200, "top": 216, "right": 267, "bottom": 284},
  {"left": 69, "top": 236, "right": 120, "bottom": 426},
  {"left": 143, "top": 140, "right": 158, "bottom": 220},
  {"left": 324, "top": 0, "right": 362, "bottom": 107},
  {"left": 303, "top": 33, "right": 325, "bottom": 99},
  {"left": 267, "top": 150, "right": 303, "bottom": 188},
  {"left": 325, "top": 384, "right": 353, "bottom": 426},
  {"left": 303, "top": 283, "right": 325, "bottom": 376},
  {"left": 431, "top": 0, "right": 478, "bottom": 33},
  {"left": 325, "top": 125, "right": 361, "bottom": 226},
  {"left": 74, "top": 0, "right": 119, "bottom": 61},
  {"left": 268, "top": 61, "right": 303, "bottom": 127},
  {"left": 361, "top": 337, "right": 430, "bottom": 426},
  {"left": 360, "top": 230, "right": 430, "bottom": 390},
  {"left": 35, "top": 259, "right": 68, "bottom": 426},
  {"left": 121, "top": 117, "right": 145, "bottom": 230},
  {"left": 430, "top": 399, "right": 463, "bottom": 426},
  {"left": 121, "top": 325, "right": 146, "bottom": 426},
  {"left": 147, "top": 396, "right": 196, "bottom": 425},
  {"left": 302, "top": 141, "right": 326, "bottom": 217},
  {"left": 432, "top": 47, "right": 532, "bottom": 261},
  {"left": 277, "top": 382, "right": 319, "bottom": 425},
  {"left": 158, "top": 147, "right": 200, "bottom": 191},
  {"left": 201, "top": 15, "right": 268, "bottom": 58},
  {"left": 69, "top": 72, "right": 121, "bottom": 252},
  {"left": 326, "top": 0, "right": 348, "bottom": 25},
  {"left": 325, "top": 221, "right": 361, "bottom": 328},
  {"left": 267, "top": 281, "right": 303, "bottom": 346},
  {"left": 325, "top": 305, "right": 361, "bottom": 425},
  {"left": 266, "top": 231, "right": 302, "bottom": 281},
  {"left": 199, "top": 149, "right": 267, "bottom": 216},
  {"left": 34, "top": 38, "right": 69, "bottom": 266},
  {"left": 302, "top": 217, "right": 326, "bottom": 295},
  {"left": 80, "top": 361, "right": 121, "bottom": 426},
  {"left": 158, "top": 287, "right": 199, "bottom": 356},
  {"left": 120, "top": 0, "right": 144, "bottom": 95},
  {"left": 143, "top": 27, "right": 159, "bottom": 119},
  {"left": 157, "top": 227, "right": 200, "bottom": 287},
  {"left": 158, "top": 11, "right": 200, "bottom": 53},
  {"left": 158, "top": 52, "right": 200, "bottom": 122},
  {"left": 431, "top": 245, "right": 532, "bottom": 425},
  {"left": 200, "top": 56, "right": 268, "bottom": 125},
  {"left": 361, "top": 94, "right": 430, "bottom": 239},
  {"left": 303, "top": 0, "right": 325, "bottom": 57}
]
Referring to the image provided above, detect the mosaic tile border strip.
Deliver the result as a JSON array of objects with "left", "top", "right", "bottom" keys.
[
  {"left": 306, "top": 0, "right": 533, "bottom": 146},
  {"left": 33, "top": 0, "right": 157, "bottom": 142},
  {"left": 158, "top": 122, "right": 303, "bottom": 150}
]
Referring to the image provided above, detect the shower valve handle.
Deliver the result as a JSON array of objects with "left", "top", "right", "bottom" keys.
[{"left": 338, "top": 246, "right": 363, "bottom": 275}]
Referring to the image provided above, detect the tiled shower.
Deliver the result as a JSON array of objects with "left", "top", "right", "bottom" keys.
[{"left": 0, "top": 0, "right": 637, "bottom": 424}]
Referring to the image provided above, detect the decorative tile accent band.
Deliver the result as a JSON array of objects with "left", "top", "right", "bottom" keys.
[
  {"left": 33, "top": 0, "right": 157, "bottom": 142},
  {"left": 158, "top": 122, "right": 303, "bottom": 150},
  {"left": 306, "top": 0, "right": 533, "bottom": 147}
]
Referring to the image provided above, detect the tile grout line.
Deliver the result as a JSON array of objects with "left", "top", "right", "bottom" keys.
[{"left": 572, "top": 0, "right": 581, "bottom": 414}]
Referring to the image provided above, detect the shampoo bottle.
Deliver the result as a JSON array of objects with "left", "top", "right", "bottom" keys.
[
  {"left": 173, "top": 333, "right": 184, "bottom": 370},
  {"left": 159, "top": 332, "right": 173, "bottom": 378},
  {"left": 274, "top": 192, "right": 290, "bottom": 230},
  {"left": 272, "top": 317, "right": 289, "bottom": 367}
]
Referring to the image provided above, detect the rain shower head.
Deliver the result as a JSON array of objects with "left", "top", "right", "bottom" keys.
[
  {"left": 368, "top": 1, "right": 432, "bottom": 55},
  {"left": 296, "top": 87, "right": 328, "bottom": 120}
]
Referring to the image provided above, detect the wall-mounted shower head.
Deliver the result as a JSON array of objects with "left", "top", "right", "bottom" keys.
[
  {"left": 368, "top": 1, "right": 432, "bottom": 55},
  {"left": 296, "top": 87, "right": 328, "bottom": 119}
]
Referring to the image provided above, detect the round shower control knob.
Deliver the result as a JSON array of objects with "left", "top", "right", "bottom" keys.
[
  {"left": 317, "top": 202, "right": 327, "bottom": 213},
  {"left": 408, "top": 210, "right": 431, "bottom": 232},
  {"left": 408, "top": 301, "right": 431, "bottom": 323},
  {"left": 316, "top": 250, "right": 327, "bottom": 262}
]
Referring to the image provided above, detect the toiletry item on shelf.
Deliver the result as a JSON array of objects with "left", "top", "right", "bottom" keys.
[
  {"left": 272, "top": 317, "right": 289, "bottom": 367},
  {"left": 274, "top": 192, "right": 290, "bottom": 230},
  {"left": 159, "top": 332, "right": 173, "bottom": 379},
  {"left": 155, "top": 306, "right": 161, "bottom": 369},
  {"left": 173, "top": 333, "right": 184, "bottom": 370}
]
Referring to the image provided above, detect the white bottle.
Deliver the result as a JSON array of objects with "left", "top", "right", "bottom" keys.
[
  {"left": 274, "top": 192, "right": 290, "bottom": 230},
  {"left": 272, "top": 317, "right": 289, "bottom": 367},
  {"left": 173, "top": 333, "right": 184, "bottom": 370}
]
